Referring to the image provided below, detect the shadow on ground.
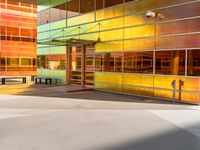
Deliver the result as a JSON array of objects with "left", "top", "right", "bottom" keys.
[
  {"left": 12, "top": 84, "right": 189, "bottom": 106},
  {"left": 0, "top": 82, "right": 192, "bottom": 106},
  {"left": 91, "top": 122, "right": 200, "bottom": 150}
]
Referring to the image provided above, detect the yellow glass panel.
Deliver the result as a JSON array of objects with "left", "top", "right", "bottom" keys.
[
  {"left": 154, "top": 89, "right": 172, "bottom": 100},
  {"left": 80, "top": 33, "right": 99, "bottom": 41},
  {"left": 124, "top": 25, "right": 154, "bottom": 39},
  {"left": 96, "top": 5, "right": 123, "bottom": 21},
  {"left": 123, "top": 74, "right": 154, "bottom": 87},
  {"left": 100, "top": 29, "right": 123, "bottom": 41},
  {"left": 154, "top": 76, "right": 175, "bottom": 100},
  {"left": 100, "top": 17, "right": 123, "bottom": 31},
  {"left": 95, "top": 72, "right": 122, "bottom": 92},
  {"left": 178, "top": 77, "right": 200, "bottom": 92},
  {"left": 95, "top": 72, "right": 122, "bottom": 84},
  {"left": 68, "top": 12, "right": 95, "bottom": 26},
  {"left": 63, "top": 26, "right": 80, "bottom": 36},
  {"left": 153, "top": 76, "right": 200, "bottom": 103},
  {"left": 181, "top": 93, "right": 200, "bottom": 104},
  {"left": 124, "top": 38, "right": 155, "bottom": 51},
  {"left": 95, "top": 82, "right": 122, "bottom": 92},
  {"left": 173, "top": 77, "right": 200, "bottom": 103},
  {"left": 123, "top": 85, "right": 154, "bottom": 96},
  {"left": 124, "top": 0, "right": 155, "bottom": 15},
  {"left": 80, "top": 22, "right": 99, "bottom": 33},
  {"left": 95, "top": 41, "right": 123, "bottom": 52},
  {"left": 154, "top": 76, "right": 175, "bottom": 90},
  {"left": 154, "top": 76, "right": 179, "bottom": 99},
  {"left": 124, "top": 13, "right": 154, "bottom": 27}
]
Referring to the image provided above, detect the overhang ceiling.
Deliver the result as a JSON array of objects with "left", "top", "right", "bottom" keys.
[{"left": 38, "top": 38, "right": 98, "bottom": 46}]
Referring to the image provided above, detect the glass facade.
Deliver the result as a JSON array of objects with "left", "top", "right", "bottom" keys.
[
  {"left": 38, "top": 0, "right": 200, "bottom": 103},
  {"left": 0, "top": 0, "right": 37, "bottom": 76}
]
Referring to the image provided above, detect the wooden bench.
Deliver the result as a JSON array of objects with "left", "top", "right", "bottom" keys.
[
  {"left": 1, "top": 77, "right": 26, "bottom": 85},
  {"left": 35, "top": 77, "right": 52, "bottom": 85}
]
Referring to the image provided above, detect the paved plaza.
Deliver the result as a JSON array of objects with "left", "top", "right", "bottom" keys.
[{"left": 0, "top": 84, "right": 200, "bottom": 150}]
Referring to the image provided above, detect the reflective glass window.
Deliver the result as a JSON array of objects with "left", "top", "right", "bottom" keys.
[
  {"left": 96, "top": 0, "right": 104, "bottom": 10},
  {"left": 124, "top": 52, "right": 153, "bottom": 74},
  {"left": 47, "top": 55, "right": 66, "bottom": 70},
  {"left": 48, "top": 3, "right": 66, "bottom": 22},
  {"left": 7, "top": 27, "right": 19, "bottom": 36},
  {"left": 0, "top": 58, "right": 6, "bottom": 71},
  {"left": 39, "top": 9, "right": 50, "bottom": 25},
  {"left": 187, "top": 50, "right": 200, "bottom": 76},
  {"left": 80, "top": 0, "right": 94, "bottom": 13},
  {"left": 37, "top": 56, "right": 47, "bottom": 69},
  {"left": 60, "top": 3, "right": 67, "bottom": 20},
  {"left": 155, "top": 50, "right": 186, "bottom": 75},
  {"left": 7, "top": 58, "right": 19, "bottom": 66},
  {"left": 21, "top": 28, "right": 32, "bottom": 37},
  {"left": 95, "top": 53, "right": 122, "bottom": 72},
  {"left": 0, "top": 26, "right": 6, "bottom": 35},
  {"left": 21, "top": 58, "right": 32, "bottom": 66},
  {"left": 0, "top": 58, "right": 6, "bottom": 66},
  {"left": 67, "top": 0, "right": 80, "bottom": 18},
  {"left": 49, "top": 5, "right": 61, "bottom": 22},
  {"left": 37, "top": 55, "right": 66, "bottom": 70},
  {"left": 104, "top": 0, "right": 123, "bottom": 8}
]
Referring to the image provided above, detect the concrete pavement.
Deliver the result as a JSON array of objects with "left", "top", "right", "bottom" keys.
[{"left": 0, "top": 91, "right": 200, "bottom": 150}]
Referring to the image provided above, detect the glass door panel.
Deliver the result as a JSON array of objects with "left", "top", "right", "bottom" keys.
[
  {"left": 69, "top": 45, "right": 95, "bottom": 86},
  {"left": 70, "top": 46, "right": 83, "bottom": 85},
  {"left": 84, "top": 45, "right": 95, "bottom": 86}
]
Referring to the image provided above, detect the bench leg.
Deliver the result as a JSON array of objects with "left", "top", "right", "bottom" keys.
[
  {"left": 2, "top": 79, "right": 5, "bottom": 85},
  {"left": 45, "top": 79, "right": 48, "bottom": 85},
  {"left": 23, "top": 78, "right": 26, "bottom": 84},
  {"left": 31, "top": 76, "right": 35, "bottom": 82},
  {"left": 49, "top": 79, "right": 52, "bottom": 85},
  {"left": 39, "top": 79, "right": 42, "bottom": 84}
]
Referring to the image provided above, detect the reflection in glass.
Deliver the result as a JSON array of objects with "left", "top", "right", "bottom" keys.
[
  {"left": 124, "top": 52, "right": 153, "bottom": 74},
  {"left": 71, "top": 71, "right": 82, "bottom": 85},
  {"left": 80, "top": 0, "right": 94, "bottom": 13},
  {"left": 95, "top": 53, "right": 122, "bottom": 72},
  {"left": 7, "top": 58, "right": 19, "bottom": 66},
  {"left": 37, "top": 55, "right": 66, "bottom": 70},
  {"left": 105, "top": 0, "right": 123, "bottom": 8},
  {"left": 187, "top": 50, "right": 200, "bottom": 76},
  {"left": 71, "top": 46, "right": 82, "bottom": 71},
  {"left": 48, "top": 4, "right": 66, "bottom": 23},
  {"left": 67, "top": 0, "right": 80, "bottom": 18},
  {"left": 37, "top": 56, "right": 47, "bottom": 69},
  {"left": 155, "top": 50, "right": 185, "bottom": 75},
  {"left": 96, "top": 0, "right": 104, "bottom": 10},
  {"left": 21, "top": 58, "right": 32, "bottom": 66}
]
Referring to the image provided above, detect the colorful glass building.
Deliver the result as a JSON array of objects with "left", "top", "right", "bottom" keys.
[
  {"left": 0, "top": 0, "right": 37, "bottom": 76},
  {"left": 38, "top": 0, "right": 200, "bottom": 104}
]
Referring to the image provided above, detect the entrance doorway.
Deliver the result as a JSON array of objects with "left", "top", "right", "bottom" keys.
[{"left": 68, "top": 45, "right": 95, "bottom": 86}]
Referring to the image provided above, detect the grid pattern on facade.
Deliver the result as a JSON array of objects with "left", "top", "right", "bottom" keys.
[
  {"left": 37, "top": 0, "right": 200, "bottom": 103},
  {"left": 0, "top": 0, "right": 37, "bottom": 76}
]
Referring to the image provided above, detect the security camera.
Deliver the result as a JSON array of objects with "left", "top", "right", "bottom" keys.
[{"left": 146, "top": 11, "right": 156, "bottom": 18}]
